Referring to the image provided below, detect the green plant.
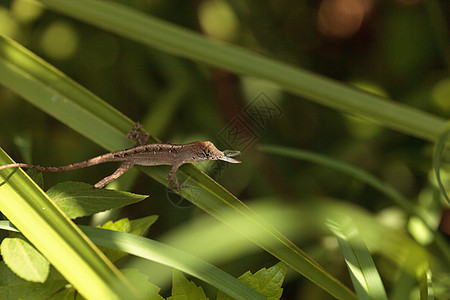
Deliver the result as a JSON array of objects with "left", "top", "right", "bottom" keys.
[{"left": 0, "top": 0, "right": 448, "bottom": 299}]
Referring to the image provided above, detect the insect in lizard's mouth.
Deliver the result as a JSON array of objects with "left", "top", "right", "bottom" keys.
[{"left": 219, "top": 150, "right": 241, "bottom": 163}]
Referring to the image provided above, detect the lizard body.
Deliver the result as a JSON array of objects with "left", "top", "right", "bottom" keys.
[{"left": 0, "top": 123, "right": 241, "bottom": 189}]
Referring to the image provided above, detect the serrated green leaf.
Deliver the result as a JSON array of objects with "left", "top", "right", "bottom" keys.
[
  {"left": 46, "top": 181, "right": 148, "bottom": 219},
  {"left": 129, "top": 215, "right": 158, "bottom": 236},
  {"left": 239, "top": 262, "right": 286, "bottom": 300},
  {"left": 217, "top": 262, "right": 286, "bottom": 300},
  {"left": 327, "top": 220, "right": 388, "bottom": 300},
  {"left": 0, "top": 261, "right": 66, "bottom": 300},
  {"left": 99, "top": 218, "right": 132, "bottom": 262},
  {"left": 0, "top": 237, "right": 49, "bottom": 283},
  {"left": 168, "top": 270, "right": 208, "bottom": 300},
  {"left": 102, "top": 218, "right": 131, "bottom": 233},
  {"left": 121, "top": 269, "right": 165, "bottom": 300},
  {"left": 98, "top": 217, "right": 157, "bottom": 263}
]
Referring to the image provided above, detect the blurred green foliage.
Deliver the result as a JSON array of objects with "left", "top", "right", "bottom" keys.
[{"left": 0, "top": 0, "right": 449, "bottom": 298}]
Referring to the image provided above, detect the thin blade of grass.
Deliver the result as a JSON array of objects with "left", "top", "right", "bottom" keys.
[
  {"left": 82, "top": 226, "right": 266, "bottom": 300},
  {"left": 0, "top": 35, "right": 140, "bottom": 151},
  {"left": 259, "top": 144, "right": 418, "bottom": 213},
  {"left": 327, "top": 219, "right": 388, "bottom": 300},
  {"left": 418, "top": 266, "right": 435, "bottom": 300},
  {"left": 390, "top": 269, "right": 416, "bottom": 300}
]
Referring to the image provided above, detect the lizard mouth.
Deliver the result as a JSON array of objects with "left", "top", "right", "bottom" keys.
[{"left": 219, "top": 150, "right": 241, "bottom": 163}]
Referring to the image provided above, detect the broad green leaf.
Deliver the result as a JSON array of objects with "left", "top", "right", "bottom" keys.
[
  {"left": 390, "top": 268, "right": 416, "bottom": 300},
  {"left": 47, "top": 289, "right": 78, "bottom": 300},
  {"left": 433, "top": 121, "right": 450, "bottom": 205},
  {"left": 0, "top": 261, "right": 66, "bottom": 300},
  {"left": 121, "top": 269, "right": 165, "bottom": 300},
  {"left": 97, "top": 215, "right": 159, "bottom": 264},
  {"left": 1, "top": 237, "right": 49, "bottom": 283},
  {"left": 217, "top": 262, "right": 286, "bottom": 300},
  {"left": 99, "top": 218, "right": 132, "bottom": 263},
  {"left": 237, "top": 262, "right": 286, "bottom": 300},
  {"left": 167, "top": 270, "right": 208, "bottom": 300},
  {"left": 327, "top": 220, "right": 388, "bottom": 300},
  {"left": 46, "top": 181, "right": 148, "bottom": 219},
  {"left": 102, "top": 219, "right": 131, "bottom": 233}
]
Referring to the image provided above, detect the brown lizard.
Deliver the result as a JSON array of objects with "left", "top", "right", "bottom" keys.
[{"left": 0, "top": 123, "right": 241, "bottom": 190}]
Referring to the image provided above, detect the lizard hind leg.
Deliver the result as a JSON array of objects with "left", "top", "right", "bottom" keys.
[
  {"left": 167, "top": 165, "right": 182, "bottom": 193},
  {"left": 94, "top": 161, "right": 135, "bottom": 188},
  {"left": 166, "top": 164, "right": 192, "bottom": 194}
]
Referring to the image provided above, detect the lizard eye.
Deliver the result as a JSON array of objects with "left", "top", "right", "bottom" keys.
[{"left": 202, "top": 149, "right": 211, "bottom": 158}]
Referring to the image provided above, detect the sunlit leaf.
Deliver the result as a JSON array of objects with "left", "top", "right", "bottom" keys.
[
  {"left": 327, "top": 220, "right": 387, "bottom": 300},
  {"left": 1, "top": 237, "right": 49, "bottom": 283},
  {"left": 47, "top": 181, "right": 148, "bottom": 219},
  {"left": 167, "top": 270, "right": 208, "bottom": 300}
]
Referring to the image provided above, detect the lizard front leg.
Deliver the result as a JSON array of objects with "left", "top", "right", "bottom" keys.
[{"left": 95, "top": 161, "right": 135, "bottom": 188}]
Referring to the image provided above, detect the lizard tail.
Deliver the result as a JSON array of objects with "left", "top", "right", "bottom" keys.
[
  {"left": 0, "top": 155, "right": 117, "bottom": 172},
  {"left": 0, "top": 163, "right": 66, "bottom": 172}
]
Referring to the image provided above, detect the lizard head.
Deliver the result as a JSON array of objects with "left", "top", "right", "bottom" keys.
[{"left": 191, "top": 141, "right": 241, "bottom": 163}]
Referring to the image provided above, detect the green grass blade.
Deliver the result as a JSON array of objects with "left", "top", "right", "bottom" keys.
[
  {"left": 0, "top": 150, "right": 138, "bottom": 299},
  {"left": 327, "top": 220, "right": 388, "bottom": 300},
  {"left": 390, "top": 269, "right": 416, "bottom": 300},
  {"left": 0, "top": 35, "right": 134, "bottom": 151},
  {"left": 38, "top": 0, "right": 446, "bottom": 142},
  {"left": 259, "top": 144, "right": 418, "bottom": 214},
  {"left": 81, "top": 226, "right": 266, "bottom": 300},
  {"left": 433, "top": 121, "right": 450, "bottom": 205}
]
